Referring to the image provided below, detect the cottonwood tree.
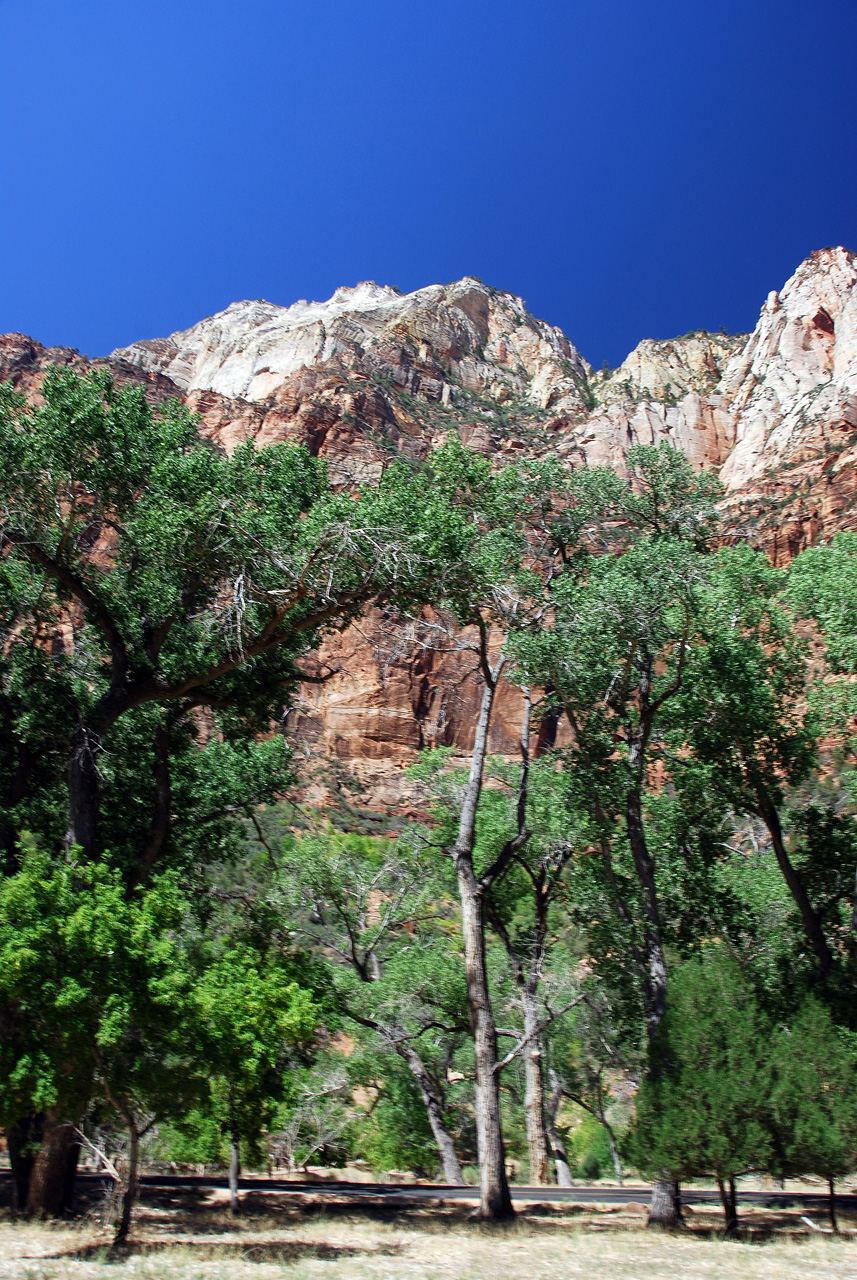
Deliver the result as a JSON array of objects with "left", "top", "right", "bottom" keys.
[
  {"left": 675, "top": 545, "right": 847, "bottom": 983},
  {"left": 449, "top": 744, "right": 587, "bottom": 1186},
  {"left": 512, "top": 444, "right": 723, "bottom": 1225},
  {"left": 276, "top": 831, "right": 470, "bottom": 1185},
  {"left": 0, "top": 368, "right": 475, "bottom": 871},
  {"left": 0, "top": 368, "right": 476, "bottom": 1206}
]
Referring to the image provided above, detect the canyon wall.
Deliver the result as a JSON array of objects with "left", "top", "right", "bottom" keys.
[{"left": 3, "top": 247, "right": 856, "bottom": 816}]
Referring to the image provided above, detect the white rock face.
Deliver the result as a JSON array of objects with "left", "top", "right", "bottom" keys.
[
  {"left": 108, "top": 248, "right": 857, "bottom": 552},
  {"left": 719, "top": 247, "right": 857, "bottom": 492},
  {"left": 113, "top": 278, "right": 592, "bottom": 415},
  {"left": 595, "top": 331, "right": 745, "bottom": 406}
]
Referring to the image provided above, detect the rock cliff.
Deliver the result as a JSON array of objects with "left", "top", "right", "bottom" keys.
[{"left": 3, "top": 248, "right": 856, "bottom": 813}]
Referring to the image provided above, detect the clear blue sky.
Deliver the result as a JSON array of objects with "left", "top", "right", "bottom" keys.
[{"left": 1, "top": 0, "right": 855, "bottom": 368}]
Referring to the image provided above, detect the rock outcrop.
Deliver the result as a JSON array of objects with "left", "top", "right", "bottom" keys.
[
  {"left": 3, "top": 247, "right": 856, "bottom": 810},
  {"left": 717, "top": 247, "right": 857, "bottom": 562}
]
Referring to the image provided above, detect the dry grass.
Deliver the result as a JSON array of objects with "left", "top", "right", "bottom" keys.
[{"left": 1, "top": 1190, "right": 856, "bottom": 1280}]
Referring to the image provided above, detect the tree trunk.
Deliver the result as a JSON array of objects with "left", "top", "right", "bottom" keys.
[
  {"left": 626, "top": 784, "right": 668, "bottom": 1035},
  {"left": 67, "top": 726, "right": 101, "bottom": 859},
  {"left": 625, "top": 682, "right": 682, "bottom": 1230},
  {"left": 229, "top": 1126, "right": 241, "bottom": 1215},
  {"left": 546, "top": 1077, "right": 573, "bottom": 1188},
  {"left": 452, "top": 670, "right": 515, "bottom": 1221},
  {"left": 456, "top": 854, "right": 514, "bottom": 1219},
  {"left": 549, "top": 1128, "right": 574, "bottom": 1188},
  {"left": 113, "top": 1123, "right": 139, "bottom": 1246},
  {"left": 628, "top": 782, "right": 682, "bottom": 1226},
  {"left": 60, "top": 1130, "right": 81, "bottom": 1215},
  {"left": 649, "top": 1177, "right": 682, "bottom": 1228},
  {"left": 398, "top": 1045, "right": 465, "bottom": 1185},
  {"left": 26, "top": 1117, "right": 78, "bottom": 1217},
  {"left": 828, "top": 1178, "right": 838, "bottom": 1233},
  {"left": 5, "top": 1115, "right": 41, "bottom": 1212},
  {"left": 521, "top": 992, "right": 550, "bottom": 1185},
  {"left": 756, "top": 789, "right": 833, "bottom": 978},
  {"left": 716, "top": 1176, "right": 738, "bottom": 1234},
  {"left": 604, "top": 1118, "right": 623, "bottom": 1183}
]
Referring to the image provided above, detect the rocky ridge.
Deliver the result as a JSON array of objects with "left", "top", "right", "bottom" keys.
[{"left": 2, "top": 248, "right": 856, "bottom": 817}]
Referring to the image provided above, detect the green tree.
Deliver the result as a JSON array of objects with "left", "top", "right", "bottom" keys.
[
  {"left": 771, "top": 997, "right": 857, "bottom": 1231},
  {"left": 0, "top": 368, "right": 476, "bottom": 1206},
  {"left": 675, "top": 545, "right": 836, "bottom": 980},
  {"left": 276, "top": 829, "right": 470, "bottom": 1184},
  {"left": 0, "top": 368, "right": 473, "bottom": 874},
  {"left": 192, "top": 943, "right": 322, "bottom": 1213},
  {"left": 627, "top": 950, "right": 773, "bottom": 1233},
  {"left": 511, "top": 443, "right": 725, "bottom": 1226},
  {"left": 0, "top": 850, "right": 199, "bottom": 1240}
]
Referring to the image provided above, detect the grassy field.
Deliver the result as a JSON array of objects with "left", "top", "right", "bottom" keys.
[{"left": 1, "top": 1190, "right": 856, "bottom": 1280}]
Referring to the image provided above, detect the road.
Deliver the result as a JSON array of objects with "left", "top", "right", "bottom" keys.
[{"left": 2, "top": 1170, "right": 845, "bottom": 1210}]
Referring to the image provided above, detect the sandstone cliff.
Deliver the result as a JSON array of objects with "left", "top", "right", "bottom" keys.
[{"left": 3, "top": 248, "right": 855, "bottom": 815}]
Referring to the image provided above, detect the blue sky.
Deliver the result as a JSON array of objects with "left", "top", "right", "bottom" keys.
[{"left": 1, "top": 0, "right": 855, "bottom": 367}]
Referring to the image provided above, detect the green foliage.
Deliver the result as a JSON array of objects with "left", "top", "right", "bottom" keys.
[
  {"left": 626, "top": 951, "right": 773, "bottom": 1182},
  {"left": 191, "top": 943, "right": 322, "bottom": 1159},
  {"left": 0, "top": 849, "right": 197, "bottom": 1128},
  {"left": 789, "top": 531, "right": 857, "bottom": 674},
  {"left": 569, "top": 1114, "right": 612, "bottom": 1179},
  {"left": 771, "top": 997, "right": 857, "bottom": 1182}
]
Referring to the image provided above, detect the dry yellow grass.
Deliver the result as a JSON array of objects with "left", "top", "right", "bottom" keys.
[{"left": 1, "top": 1194, "right": 855, "bottom": 1280}]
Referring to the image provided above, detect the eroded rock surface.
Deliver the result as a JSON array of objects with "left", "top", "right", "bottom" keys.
[{"left": 3, "top": 248, "right": 856, "bottom": 806}]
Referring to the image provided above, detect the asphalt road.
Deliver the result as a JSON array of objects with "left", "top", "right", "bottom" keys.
[{"left": 3, "top": 1170, "right": 846, "bottom": 1210}]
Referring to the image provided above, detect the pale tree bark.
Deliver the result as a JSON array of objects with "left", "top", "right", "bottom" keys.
[
  {"left": 398, "top": 1044, "right": 465, "bottom": 1185},
  {"left": 521, "top": 991, "right": 551, "bottom": 1184},
  {"left": 450, "top": 640, "right": 520, "bottom": 1221},
  {"left": 228, "top": 1126, "right": 241, "bottom": 1215},
  {"left": 546, "top": 1073, "right": 574, "bottom": 1188},
  {"left": 343, "top": 997, "right": 466, "bottom": 1182},
  {"left": 649, "top": 1177, "right": 682, "bottom": 1229},
  {"left": 486, "top": 690, "right": 553, "bottom": 1187}
]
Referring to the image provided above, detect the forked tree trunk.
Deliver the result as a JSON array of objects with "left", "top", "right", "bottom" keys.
[
  {"left": 628, "top": 780, "right": 681, "bottom": 1227},
  {"left": 521, "top": 993, "right": 550, "bottom": 1185},
  {"left": 26, "top": 1117, "right": 78, "bottom": 1217},
  {"left": 625, "top": 669, "right": 683, "bottom": 1230},
  {"left": 452, "top": 670, "right": 514, "bottom": 1221},
  {"left": 549, "top": 1129, "right": 574, "bottom": 1188},
  {"left": 398, "top": 1045, "right": 465, "bottom": 1185},
  {"left": 456, "top": 854, "right": 514, "bottom": 1219},
  {"left": 716, "top": 1176, "right": 738, "bottom": 1234}
]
